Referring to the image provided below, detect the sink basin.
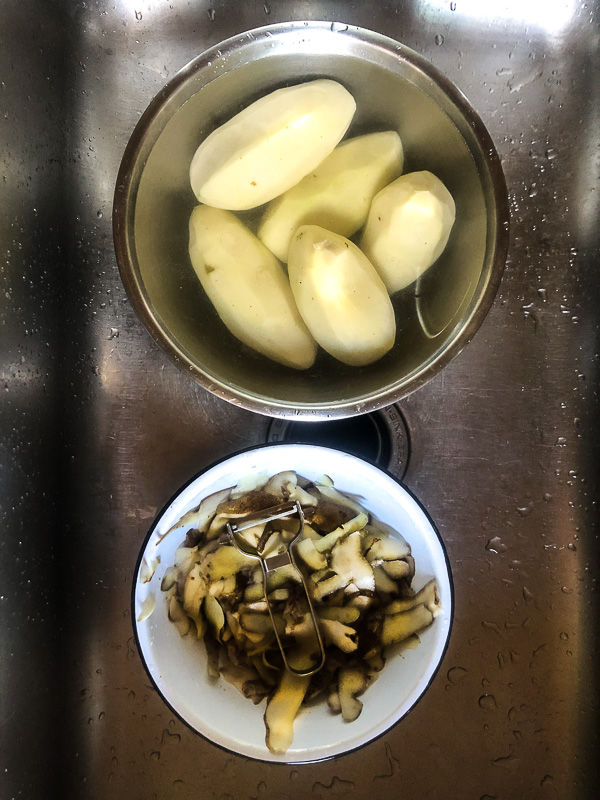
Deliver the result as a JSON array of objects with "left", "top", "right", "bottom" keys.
[{"left": 1, "top": 2, "right": 598, "bottom": 798}]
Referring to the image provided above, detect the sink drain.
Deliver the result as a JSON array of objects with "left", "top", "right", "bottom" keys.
[{"left": 266, "top": 405, "right": 410, "bottom": 480}]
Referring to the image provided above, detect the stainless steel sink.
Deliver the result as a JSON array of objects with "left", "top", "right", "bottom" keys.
[{"left": 1, "top": 1, "right": 598, "bottom": 798}]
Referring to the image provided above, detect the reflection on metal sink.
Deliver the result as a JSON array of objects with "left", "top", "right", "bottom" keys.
[{"left": 0, "top": 2, "right": 598, "bottom": 798}]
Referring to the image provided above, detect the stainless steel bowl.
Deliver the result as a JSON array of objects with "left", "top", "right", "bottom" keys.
[{"left": 113, "top": 21, "right": 509, "bottom": 420}]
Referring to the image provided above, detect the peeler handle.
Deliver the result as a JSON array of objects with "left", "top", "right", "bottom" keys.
[
  {"left": 226, "top": 500, "right": 325, "bottom": 677},
  {"left": 261, "top": 503, "right": 325, "bottom": 677},
  {"left": 261, "top": 559, "right": 325, "bottom": 677}
]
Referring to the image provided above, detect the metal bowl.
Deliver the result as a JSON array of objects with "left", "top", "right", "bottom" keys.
[{"left": 114, "top": 21, "right": 509, "bottom": 420}]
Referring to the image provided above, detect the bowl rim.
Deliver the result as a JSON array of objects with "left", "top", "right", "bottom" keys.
[
  {"left": 114, "top": 20, "right": 510, "bottom": 420},
  {"left": 131, "top": 441, "right": 455, "bottom": 763}
]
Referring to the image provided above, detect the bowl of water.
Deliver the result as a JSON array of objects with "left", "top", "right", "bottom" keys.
[{"left": 114, "top": 21, "right": 509, "bottom": 419}]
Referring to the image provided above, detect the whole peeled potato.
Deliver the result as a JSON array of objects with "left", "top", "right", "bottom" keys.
[
  {"left": 288, "top": 225, "right": 396, "bottom": 367},
  {"left": 189, "top": 80, "right": 356, "bottom": 211},
  {"left": 360, "top": 171, "right": 456, "bottom": 294},
  {"left": 189, "top": 206, "right": 317, "bottom": 370},
  {"left": 258, "top": 131, "right": 403, "bottom": 262}
]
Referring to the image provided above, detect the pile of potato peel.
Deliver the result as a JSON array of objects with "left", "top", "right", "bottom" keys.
[{"left": 158, "top": 470, "right": 441, "bottom": 754}]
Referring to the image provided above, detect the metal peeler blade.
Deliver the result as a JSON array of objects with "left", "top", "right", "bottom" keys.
[{"left": 226, "top": 500, "right": 325, "bottom": 677}]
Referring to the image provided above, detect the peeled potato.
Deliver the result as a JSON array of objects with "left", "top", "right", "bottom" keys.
[
  {"left": 190, "top": 80, "right": 356, "bottom": 211},
  {"left": 288, "top": 225, "right": 396, "bottom": 367},
  {"left": 189, "top": 206, "right": 317, "bottom": 370},
  {"left": 360, "top": 171, "right": 456, "bottom": 294},
  {"left": 258, "top": 131, "right": 403, "bottom": 262}
]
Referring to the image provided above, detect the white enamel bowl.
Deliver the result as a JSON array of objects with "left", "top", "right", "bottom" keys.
[{"left": 133, "top": 444, "right": 453, "bottom": 762}]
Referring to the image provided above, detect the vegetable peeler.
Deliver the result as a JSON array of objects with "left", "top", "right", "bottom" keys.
[{"left": 225, "top": 500, "right": 325, "bottom": 677}]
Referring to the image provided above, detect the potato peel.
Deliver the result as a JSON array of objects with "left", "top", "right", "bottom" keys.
[
  {"left": 264, "top": 671, "right": 310, "bottom": 754},
  {"left": 161, "top": 471, "right": 440, "bottom": 753}
]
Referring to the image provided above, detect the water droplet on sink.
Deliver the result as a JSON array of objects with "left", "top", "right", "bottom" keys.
[
  {"left": 482, "top": 620, "right": 503, "bottom": 636},
  {"left": 543, "top": 492, "right": 552, "bottom": 502},
  {"left": 330, "top": 22, "right": 349, "bottom": 32},
  {"left": 479, "top": 694, "right": 498, "bottom": 710},
  {"left": 312, "top": 776, "right": 355, "bottom": 793},
  {"left": 207, "top": 8, "right": 215, "bottom": 21},
  {"left": 435, "top": 33, "right": 445, "bottom": 45},
  {"left": 555, "top": 436, "right": 567, "bottom": 446},
  {"left": 541, "top": 775, "right": 554, "bottom": 786},
  {"left": 537, "top": 287, "right": 547, "bottom": 301},
  {"left": 492, "top": 751, "right": 520, "bottom": 771},
  {"left": 447, "top": 666, "right": 468, "bottom": 684},
  {"left": 135, "top": 10, "right": 142, "bottom": 21},
  {"left": 486, "top": 536, "right": 507, "bottom": 554},
  {"left": 161, "top": 728, "right": 181, "bottom": 745}
]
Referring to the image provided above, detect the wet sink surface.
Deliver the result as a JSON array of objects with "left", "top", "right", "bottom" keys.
[{"left": 1, "top": 1, "right": 598, "bottom": 798}]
